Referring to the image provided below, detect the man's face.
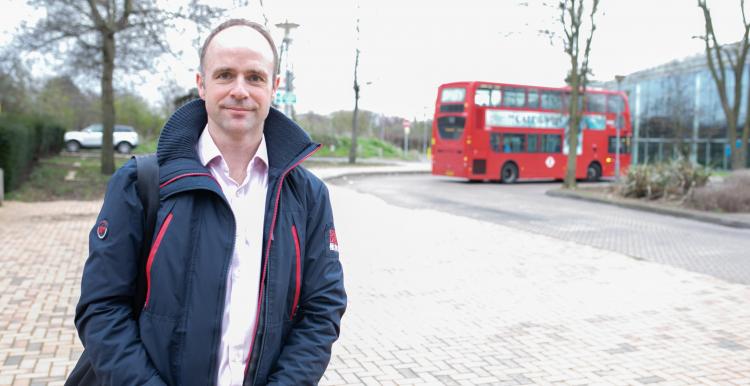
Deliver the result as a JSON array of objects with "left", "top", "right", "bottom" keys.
[{"left": 197, "top": 26, "right": 279, "bottom": 138}]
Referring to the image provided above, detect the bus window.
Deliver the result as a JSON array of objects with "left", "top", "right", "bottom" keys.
[
  {"left": 542, "top": 134, "right": 562, "bottom": 153},
  {"left": 541, "top": 91, "right": 563, "bottom": 110},
  {"left": 587, "top": 93, "right": 606, "bottom": 113},
  {"left": 503, "top": 133, "right": 525, "bottom": 152},
  {"left": 475, "top": 88, "right": 491, "bottom": 107},
  {"left": 490, "top": 89, "right": 502, "bottom": 107},
  {"left": 527, "top": 134, "right": 539, "bottom": 152},
  {"left": 608, "top": 136, "right": 630, "bottom": 154},
  {"left": 441, "top": 87, "right": 466, "bottom": 103},
  {"left": 490, "top": 133, "right": 501, "bottom": 152},
  {"left": 608, "top": 95, "right": 625, "bottom": 130},
  {"left": 502, "top": 87, "right": 526, "bottom": 108},
  {"left": 437, "top": 116, "right": 466, "bottom": 140},
  {"left": 528, "top": 90, "right": 539, "bottom": 108},
  {"left": 607, "top": 95, "right": 624, "bottom": 114}
]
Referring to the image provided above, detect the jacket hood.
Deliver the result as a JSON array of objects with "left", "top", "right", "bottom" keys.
[{"left": 157, "top": 99, "right": 317, "bottom": 172}]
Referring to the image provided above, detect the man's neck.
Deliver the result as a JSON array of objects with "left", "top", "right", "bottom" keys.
[{"left": 207, "top": 124, "right": 262, "bottom": 184}]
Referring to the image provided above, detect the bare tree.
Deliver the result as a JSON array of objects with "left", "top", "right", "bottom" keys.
[
  {"left": 0, "top": 58, "right": 32, "bottom": 115},
  {"left": 698, "top": 0, "right": 750, "bottom": 169},
  {"left": 661, "top": 63, "right": 693, "bottom": 160},
  {"left": 560, "top": 0, "right": 599, "bottom": 188},
  {"left": 348, "top": 5, "right": 361, "bottom": 164},
  {"left": 14, "top": 0, "right": 222, "bottom": 174}
]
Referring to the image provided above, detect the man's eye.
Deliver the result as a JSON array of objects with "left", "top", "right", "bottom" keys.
[
  {"left": 217, "top": 72, "right": 232, "bottom": 80},
  {"left": 248, "top": 74, "right": 264, "bottom": 82}
]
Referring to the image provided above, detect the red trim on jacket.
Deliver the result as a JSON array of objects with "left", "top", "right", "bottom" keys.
[
  {"left": 159, "top": 172, "right": 216, "bottom": 189},
  {"left": 144, "top": 212, "right": 174, "bottom": 309},
  {"left": 290, "top": 225, "right": 302, "bottom": 320},
  {"left": 244, "top": 145, "right": 320, "bottom": 377}
]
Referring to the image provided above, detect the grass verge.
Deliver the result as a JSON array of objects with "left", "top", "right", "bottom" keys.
[{"left": 7, "top": 154, "right": 127, "bottom": 201}]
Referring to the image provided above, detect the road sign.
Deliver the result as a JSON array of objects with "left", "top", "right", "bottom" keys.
[
  {"left": 285, "top": 92, "right": 297, "bottom": 104},
  {"left": 274, "top": 91, "right": 297, "bottom": 105}
]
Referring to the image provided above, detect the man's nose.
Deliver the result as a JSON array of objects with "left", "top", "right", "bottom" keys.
[{"left": 229, "top": 79, "right": 250, "bottom": 99}]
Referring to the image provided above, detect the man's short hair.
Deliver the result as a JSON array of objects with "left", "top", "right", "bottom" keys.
[{"left": 199, "top": 19, "right": 279, "bottom": 82}]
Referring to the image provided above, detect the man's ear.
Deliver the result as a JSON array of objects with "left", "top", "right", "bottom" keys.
[
  {"left": 196, "top": 72, "right": 206, "bottom": 100},
  {"left": 273, "top": 75, "right": 280, "bottom": 93}
]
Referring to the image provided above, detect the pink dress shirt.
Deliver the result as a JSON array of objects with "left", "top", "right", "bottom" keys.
[{"left": 197, "top": 127, "right": 268, "bottom": 386}]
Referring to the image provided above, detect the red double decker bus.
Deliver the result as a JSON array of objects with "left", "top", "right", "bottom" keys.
[{"left": 431, "top": 81, "right": 631, "bottom": 182}]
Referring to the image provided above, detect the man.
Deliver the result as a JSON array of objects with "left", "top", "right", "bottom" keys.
[{"left": 72, "top": 19, "right": 346, "bottom": 385}]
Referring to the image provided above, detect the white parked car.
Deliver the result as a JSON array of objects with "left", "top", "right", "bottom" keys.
[{"left": 64, "top": 124, "right": 139, "bottom": 154}]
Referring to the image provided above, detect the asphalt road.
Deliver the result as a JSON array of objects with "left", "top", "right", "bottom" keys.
[{"left": 329, "top": 173, "right": 750, "bottom": 285}]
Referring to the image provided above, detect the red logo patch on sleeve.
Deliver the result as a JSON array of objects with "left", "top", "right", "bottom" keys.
[
  {"left": 329, "top": 228, "right": 339, "bottom": 252},
  {"left": 96, "top": 220, "right": 109, "bottom": 240}
]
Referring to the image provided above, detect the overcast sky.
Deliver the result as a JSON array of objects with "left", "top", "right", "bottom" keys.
[{"left": 1, "top": 0, "right": 745, "bottom": 119}]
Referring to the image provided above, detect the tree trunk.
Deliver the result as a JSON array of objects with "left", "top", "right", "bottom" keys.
[
  {"left": 727, "top": 118, "right": 740, "bottom": 170},
  {"left": 100, "top": 30, "right": 116, "bottom": 175},
  {"left": 348, "top": 47, "right": 360, "bottom": 164},
  {"left": 349, "top": 93, "right": 359, "bottom": 164},
  {"left": 564, "top": 66, "right": 580, "bottom": 189},
  {"left": 741, "top": 119, "right": 749, "bottom": 168}
]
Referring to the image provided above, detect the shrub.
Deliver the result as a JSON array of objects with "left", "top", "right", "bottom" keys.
[
  {"left": 0, "top": 114, "right": 66, "bottom": 192},
  {"left": 310, "top": 132, "right": 338, "bottom": 147},
  {"left": 686, "top": 171, "right": 750, "bottom": 213},
  {"left": 619, "top": 159, "right": 711, "bottom": 200}
]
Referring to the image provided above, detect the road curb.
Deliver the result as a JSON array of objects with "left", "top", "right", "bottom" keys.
[
  {"left": 320, "top": 169, "right": 430, "bottom": 182},
  {"left": 546, "top": 188, "right": 750, "bottom": 229}
]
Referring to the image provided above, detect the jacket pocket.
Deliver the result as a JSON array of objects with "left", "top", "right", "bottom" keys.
[
  {"left": 290, "top": 224, "right": 302, "bottom": 320},
  {"left": 144, "top": 212, "right": 174, "bottom": 309}
]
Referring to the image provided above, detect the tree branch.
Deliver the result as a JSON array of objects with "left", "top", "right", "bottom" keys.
[
  {"left": 117, "top": 0, "right": 133, "bottom": 30},
  {"left": 86, "top": 0, "right": 107, "bottom": 30}
]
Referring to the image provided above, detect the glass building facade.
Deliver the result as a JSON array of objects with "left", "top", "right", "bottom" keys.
[{"left": 597, "top": 50, "right": 750, "bottom": 169}]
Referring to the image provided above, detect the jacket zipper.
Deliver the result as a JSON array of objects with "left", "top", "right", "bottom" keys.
[
  {"left": 245, "top": 144, "right": 321, "bottom": 382},
  {"left": 158, "top": 171, "right": 236, "bottom": 383},
  {"left": 143, "top": 212, "right": 174, "bottom": 309},
  {"left": 290, "top": 224, "right": 302, "bottom": 320}
]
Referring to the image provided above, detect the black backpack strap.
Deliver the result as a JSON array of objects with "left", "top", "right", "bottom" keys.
[{"left": 133, "top": 153, "right": 159, "bottom": 319}]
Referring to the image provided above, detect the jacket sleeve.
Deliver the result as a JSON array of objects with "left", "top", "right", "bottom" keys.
[
  {"left": 266, "top": 182, "right": 347, "bottom": 386},
  {"left": 74, "top": 160, "right": 167, "bottom": 386}
]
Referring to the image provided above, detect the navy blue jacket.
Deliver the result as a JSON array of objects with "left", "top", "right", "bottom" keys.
[{"left": 75, "top": 100, "right": 346, "bottom": 385}]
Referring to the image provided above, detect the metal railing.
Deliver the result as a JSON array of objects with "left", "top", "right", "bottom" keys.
[{"left": 632, "top": 138, "right": 749, "bottom": 169}]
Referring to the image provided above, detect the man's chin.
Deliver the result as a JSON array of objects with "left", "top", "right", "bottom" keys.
[{"left": 220, "top": 119, "right": 257, "bottom": 133}]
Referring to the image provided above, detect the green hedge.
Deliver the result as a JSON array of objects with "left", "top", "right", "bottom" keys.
[
  {"left": 0, "top": 115, "right": 65, "bottom": 192},
  {"left": 311, "top": 134, "right": 402, "bottom": 159}
]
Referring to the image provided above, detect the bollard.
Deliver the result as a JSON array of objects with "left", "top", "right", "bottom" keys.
[{"left": 0, "top": 168, "right": 3, "bottom": 206}]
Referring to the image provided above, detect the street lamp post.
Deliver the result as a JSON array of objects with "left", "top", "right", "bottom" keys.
[
  {"left": 615, "top": 75, "right": 625, "bottom": 181},
  {"left": 275, "top": 20, "right": 299, "bottom": 118}
]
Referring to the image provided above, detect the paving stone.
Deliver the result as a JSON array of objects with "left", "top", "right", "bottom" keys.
[{"left": 3, "top": 179, "right": 750, "bottom": 385}]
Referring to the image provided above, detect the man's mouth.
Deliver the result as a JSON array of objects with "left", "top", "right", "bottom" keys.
[{"left": 223, "top": 106, "right": 252, "bottom": 112}]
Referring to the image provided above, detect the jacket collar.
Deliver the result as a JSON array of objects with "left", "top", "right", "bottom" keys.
[{"left": 157, "top": 99, "right": 317, "bottom": 176}]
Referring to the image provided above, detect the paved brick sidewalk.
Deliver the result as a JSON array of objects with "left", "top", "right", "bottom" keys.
[
  {"left": 323, "top": 187, "right": 750, "bottom": 385},
  {"left": 0, "top": 201, "right": 99, "bottom": 386},
  {"left": 2, "top": 179, "right": 750, "bottom": 385}
]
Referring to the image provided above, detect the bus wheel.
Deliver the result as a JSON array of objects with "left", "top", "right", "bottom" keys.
[
  {"left": 586, "top": 162, "right": 602, "bottom": 182},
  {"left": 501, "top": 163, "right": 518, "bottom": 183}
]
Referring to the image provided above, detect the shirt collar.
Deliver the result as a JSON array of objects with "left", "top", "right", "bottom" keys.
[{"left": 197, "top": 125, "right": 269, "bottom": 171}]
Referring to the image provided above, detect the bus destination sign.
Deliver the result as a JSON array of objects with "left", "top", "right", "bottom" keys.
[{"left": 485, "top": 110, "right": 605, "bottom": 130}]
